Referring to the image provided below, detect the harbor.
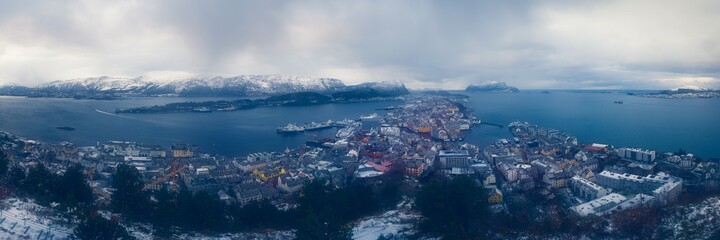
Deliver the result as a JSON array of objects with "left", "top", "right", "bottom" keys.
[{"left": 276, "top": 119, "right": 358, "bottom": 133}]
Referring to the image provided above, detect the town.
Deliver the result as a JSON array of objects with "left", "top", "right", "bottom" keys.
[{"left": 1, "top": 93, "right": 719, "bottom": 239}]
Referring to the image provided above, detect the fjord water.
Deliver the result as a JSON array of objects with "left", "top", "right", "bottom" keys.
[
  {"left": 464, "top": 91, "right": 720, "bottom": 159},
  {"left": 0, "top": 92, "right": 718, "bottom": 158},
  {"left": 0, "top": 96, "right": 396, "bottom": 156}
]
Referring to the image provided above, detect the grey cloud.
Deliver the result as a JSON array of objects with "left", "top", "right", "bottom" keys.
[{"left": 0, "top": 0, "right": 718, "bottom": 89}]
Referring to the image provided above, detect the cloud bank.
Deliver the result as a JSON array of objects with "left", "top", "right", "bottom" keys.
[{"left": 0, "top": 0, "right": 718, "bottom": 89}]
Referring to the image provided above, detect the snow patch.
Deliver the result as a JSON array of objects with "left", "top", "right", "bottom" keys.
[
  {"left": 0, "top": 198, "right": 74, "bottom": 239},
  {"left": 352, "top": 198, "right": 419, "bottom": 240}
]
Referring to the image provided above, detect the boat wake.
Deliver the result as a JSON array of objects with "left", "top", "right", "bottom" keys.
[{"left": 95, "top": 109, "right": 136, "bottom": 119}]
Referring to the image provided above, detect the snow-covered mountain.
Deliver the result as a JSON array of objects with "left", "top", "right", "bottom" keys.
[
  {"left": 348, "top": 81, "right": 409, "bottom": 93},
  {"left": 331, "top": 80, "right": 410, "bottom": 100},
  {"left": 465, "top": 81, "right": 519, "bottom": 93},
  {"left": 35, "top": 74, "right": 348, "bottom": 96},
  {"left": 669, "top": 85, "right": 711, "bottom": 92}
]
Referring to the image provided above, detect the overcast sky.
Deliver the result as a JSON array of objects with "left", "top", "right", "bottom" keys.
[{"left": 0, "top": 0, "right": 718, "bottom": 89}]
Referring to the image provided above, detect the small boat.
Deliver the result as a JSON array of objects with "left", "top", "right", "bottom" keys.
[
  {"left": 613, "top": 101, "right": 624, "bottom": 104},
  {"left": 217, "top": 106, "right": 237, "bottom": 112},
  {"left": 56, "top": 126, "right": 76, "bottom": 131},
  {"left": 192, "top": 107, "right": 212, "bottom": 113}
]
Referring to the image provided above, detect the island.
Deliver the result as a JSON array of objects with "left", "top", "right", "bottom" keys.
[
  {"left": 115, "top": 90, "right": 406, "bottom": 114},
  {"left": 636, "top": 86, "right": 720, "bottom": 99},
  {"left": 465, "top": 81, "right": 519, "bottom": 93}
]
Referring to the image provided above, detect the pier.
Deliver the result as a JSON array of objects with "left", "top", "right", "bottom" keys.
[{"left": 480, "top": 122, "right": 504, "bottom": 128}]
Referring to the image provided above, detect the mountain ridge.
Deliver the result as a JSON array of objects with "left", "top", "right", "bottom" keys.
[
  {"left": 465, "top": 81, "right": 519, "bottom": 93},
  {"left": 34, "top": 74, "right": 347, "bottom": 97}
]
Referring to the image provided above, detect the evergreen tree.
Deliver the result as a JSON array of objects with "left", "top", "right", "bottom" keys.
[
  {"left": 24, "top": 163, "right": 54, "bottom": 203},
  {"left": 296, "top": 209, "right": 352, "bottom": 240},
  {"left": 53, "top": 164, "right": 93, "bottom": 207},
  {"left": 191, "top": 190, "right": 226, "bottom": 231},
  {"left": 174, "top": 188, "right": 195, "bottom": 228},
  {"left": 7, "top": 166, "right": 25, "bottom": 189},
  {"left": 111, "top": 164, "right": 149, "bottom": 220},
  {"left": 415, "top": 175, "right": 489, "bottom": 239},
  {"left": 0, "top": 153, "right": 8, "bottom": 179},
  {"left": 150, "top": 188, "right": 176, "bottom": 236},
  {"left": 294, "top": 180, "right": 361, "bottom": 240},
  {"left": 74, "top": 214, "right": 135, "bottom": 240}
]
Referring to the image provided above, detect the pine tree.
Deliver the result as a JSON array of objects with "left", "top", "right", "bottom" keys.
[
  {"left": 54, "top": 164, "right": 93, "bottom": 207},
  {"left": 0, "top": 153, "right": 8, "bottom": 179},
  {"left": 74, "top": 214, "right": 135, "bottom": 240},
  {"left": 111, "top": 164, "right": 149, "bottom": 220},
  {"left": 415, "top": 175, "right": 489, "bottom": 239}
]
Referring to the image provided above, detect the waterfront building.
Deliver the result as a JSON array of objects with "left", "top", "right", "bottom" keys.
[
  {"left": 438, "top": 150, "right": 471, "bottom": 169},
  {"left": 247, "top": 152, "right": 276, "bottom": 162},
  {"left": 679, "top": 154, "right": 696, "bottom": 169},
  {"left": 149, "top": 146, "right": 167, "bottom": 158},
  {"left": 171, "top": 143, "right": 194, "bottom": 158},
  {"left": 617, "top": 148, "right": 656, "bottom": 163},
  {"left": 361, "top": 114, "right": 381, "bottom": 131}
]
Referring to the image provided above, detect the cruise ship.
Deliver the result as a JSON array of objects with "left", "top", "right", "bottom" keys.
[
  {"left": 277, "top": 120, "right": 333, "bottom": 133},
  {"left": 333, "top": 119, "right": 357, "bottom": 127},
  {"left": 336, "top": 127, "right": 356, "bottom": 138},
  {"left": 303, "top": 120, "right": 334, "bottom": 131},
  {"left": 277, "top": 123, "right": 305, "bottom": 133}
]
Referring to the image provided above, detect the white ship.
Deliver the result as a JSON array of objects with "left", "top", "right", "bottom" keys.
[
  {"left": 334, "top": 119, "right": 356, "bottom": 127},
  {"left": 277, "top": 123, "right": 305, "bottom": 133},
  {"left": 336, "top": 127, "right": 356, "bottom": 138}
]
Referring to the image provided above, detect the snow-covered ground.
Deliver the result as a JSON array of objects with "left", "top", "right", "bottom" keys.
[
  {"left": 174, "top": 231, "right": 295, "bottom": 240},
  {"left": 352, "top": 198, "right": 420, "bottom": 240},
  {"left": 660, "top": 197, "right": 720, "bottom": 239},
  {"left": 0, "top": 198, "right": 74, "bottom": 240}
]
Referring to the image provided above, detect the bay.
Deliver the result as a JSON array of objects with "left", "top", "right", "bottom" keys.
[
  {"left": 0, "top": 91, "right": 718, "bottom": 159},
  {"left": 464, "top": 91, "right": 720, "bottom": 159},
  {"left": 0, "top": 96, "right": 396, "bottom": 156}
]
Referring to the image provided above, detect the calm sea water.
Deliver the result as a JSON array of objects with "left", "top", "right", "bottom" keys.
[
  {"left": 0, "top": 96, "right": 397, "bottom": 156},
  {"left": 463, "top": 91, "right": 720, "bottom": 159},
  {"left": 0, "top": 92, "right": 718, "bottom": 158}
]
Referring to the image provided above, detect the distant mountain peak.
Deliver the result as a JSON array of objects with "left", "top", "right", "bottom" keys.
[
  {"left": 32, "top": 73, "right": 348, "bottom": 97},
  {"left": 355, "top": 81, "right": 406, "bottom": 89},
  {"left": 137, "top": 71, "right": 199, "bottom": 83},
  {"left": 466, "top": 81, "right": 519, "bottom": 93}
]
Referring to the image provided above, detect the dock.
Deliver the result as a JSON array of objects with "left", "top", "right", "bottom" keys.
[{"left": 480, "top": 122, "right": 504, "bottom": 128}]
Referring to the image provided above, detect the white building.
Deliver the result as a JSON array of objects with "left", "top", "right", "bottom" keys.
[
  {"left": 571, "top": 193, "right": 627, "bottom": 217},
  {"left": 246, "top": 152, "right": 276, "bottom": 162},
  {"left": 617, "top": 148, "right": 656, "bottom": 163},
  {"left": 438, "top": 150, "right": 471, "bottom": 169},
  {"left": 596, "top": 171, "right": 682, "bottom": 205},
  {"left": 571, "top": 176, "right": 612, "bottom": 200},
  {"left": 498, "top": 162, "right": 519, "bottom": 182}
]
